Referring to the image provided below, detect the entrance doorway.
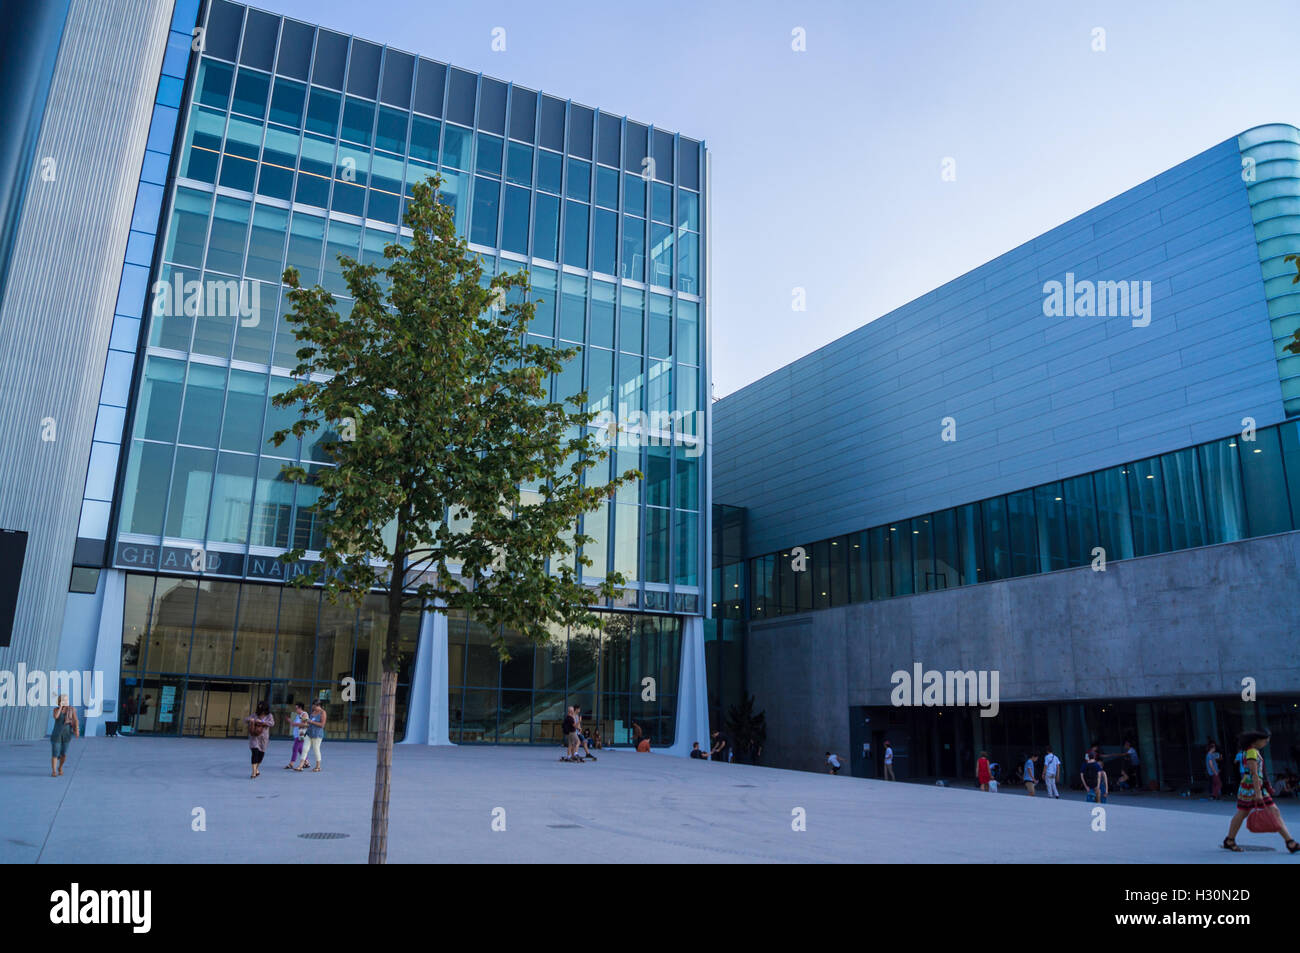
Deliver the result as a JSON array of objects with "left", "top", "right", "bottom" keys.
[{"left": 180, "top": 678, "right": 285, "bottom": 738}]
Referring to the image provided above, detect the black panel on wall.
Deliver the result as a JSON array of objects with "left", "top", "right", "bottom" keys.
[{"left": 0, "top": 529, "right": 28, "bottom": 648}]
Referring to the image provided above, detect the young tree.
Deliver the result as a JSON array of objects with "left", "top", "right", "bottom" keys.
[{"left": 271, "top": 175, "right": 636, "bottom": 863}]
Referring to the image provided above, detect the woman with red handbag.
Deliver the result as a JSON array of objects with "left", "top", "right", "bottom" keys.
[{"left": 1222, "top": 730, "right": 1298, "bottom": 853}]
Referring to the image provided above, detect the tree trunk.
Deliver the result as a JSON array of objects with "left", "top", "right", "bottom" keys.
[{"left": 368, "top": 667, "right": 397, "bottom": 863}]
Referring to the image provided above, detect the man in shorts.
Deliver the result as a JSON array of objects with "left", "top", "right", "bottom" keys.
[{"left": 562, "top": 706, "right": 581, "bottom": 761}]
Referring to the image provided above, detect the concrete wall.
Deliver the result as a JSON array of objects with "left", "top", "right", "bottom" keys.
[
  {"left": 746, "top": 531, "right": 1300, "bottom": 774},
  {"left": 0, "top": 0, "right": 174, "bottom": 739},
  {"left": 715, "top": 130, "right": 1294, "bottom": 557}
]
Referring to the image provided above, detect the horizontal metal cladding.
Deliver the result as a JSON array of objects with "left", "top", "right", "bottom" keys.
[
  {"left": 0, "top": 0, "right": 174, "bottom": 740},
  {"left": 1238, "top": 124, "right": 1300, "bottom": 417},
  {"left": 715, "top": 133, "right": 1287, "bottom": 557}
]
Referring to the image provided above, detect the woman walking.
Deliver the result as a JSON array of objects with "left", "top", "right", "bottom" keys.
[
  {"left": 50, "top": 695, "right": 78, "bottom": 777},
  {"left": 1223, "top": 730, "right": 1299, "bottom": 853},
  {"left": 243, "top": 700, "right": 274, "bottom": 779},
  {"left": 295, "top": 699, "right": 326, "bottom": 772},
  {"left": 976, "top": 751, "right": 992, "bottom": 791}
]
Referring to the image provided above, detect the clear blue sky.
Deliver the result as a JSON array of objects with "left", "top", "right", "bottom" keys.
[{"left": 256, "top": 0, "right": 1300, "bottom": 397}]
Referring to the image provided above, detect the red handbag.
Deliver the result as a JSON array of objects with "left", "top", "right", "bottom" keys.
[{"left": 1246, "top": 805, "right": 1282, "bottom": 833}]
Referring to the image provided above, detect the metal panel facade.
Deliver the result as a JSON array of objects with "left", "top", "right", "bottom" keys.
[{"left": 715, "top": 132, "right": 1290, "bottom": 557}]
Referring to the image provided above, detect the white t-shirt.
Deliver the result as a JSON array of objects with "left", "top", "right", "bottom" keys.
[
  {"left": 884, "top": 747, "right": 893, "bottom": 764},
  {"left": 827, "top": 754, "right": 841, "bottom": 768},
  {"left": 1044, "top": 753, "right": 1060, "bottom": 776}
]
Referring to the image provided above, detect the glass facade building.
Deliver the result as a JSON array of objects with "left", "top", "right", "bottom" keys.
[
  {"left": 745, "top": 419, "right": 1300, "bottom": 618},
  {"left": 57, "top": 0, "right": 712, "bottom": 745}
]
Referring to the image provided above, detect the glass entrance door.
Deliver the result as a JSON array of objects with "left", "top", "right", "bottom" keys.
[{"left": 181, "top": 678, "right": 284, "bottom": 738}]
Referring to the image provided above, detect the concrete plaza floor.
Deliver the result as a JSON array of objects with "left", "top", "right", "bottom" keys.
[{"left": 2, "top": 737, "right": 1296, "bottom": 863}]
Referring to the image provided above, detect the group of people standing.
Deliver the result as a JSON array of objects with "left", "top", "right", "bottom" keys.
[
  {"left": 242, "top": 699, "right": 326, "bottom": 779},
  {"left": 560, "top": 706, "right": 598, "bottom": 762}
]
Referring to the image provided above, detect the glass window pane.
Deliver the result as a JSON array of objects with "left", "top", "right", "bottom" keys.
[
  {"left": 1161, "top": 447, "right": 1207, "bottom": 550},
  {"left": 180, "top": 107, "right": 223, "bottom": 183},
  {"left": 470, "top": 176, "right": 500, "bottom": 246},
  {"left": 1062, "top": 472, "right": 1098, "bottom": 567},
  {"left": 676, "top": 231, "right": 699, "bottom": 293},
  {"left": 340, "top": 96, "right": 374, "bottom": 145},
  {"left": 867, "top": 529, "right": 890, "bottom": 600},
  {"left": 559, "top": 274, "right": 585, "bottom": 342},
  {"left": 1033, "top": 483, "right": 1067, "bottom": 572},
  {"left": 590, "top": 280, "right": 615, "bottom": 349},
  {"left": 623, "top": 173, "right": 645, "bottom": 216},
  {"left": 207, "top": 452, "right": 256, "bottom": 543},
  {"left": 441, "top": 124, "right": 472, "bottom": 171},
  {"left": 621, "top": 215, "right": 644, "bottom": 282},
  {"left": 1094, "top": 465, "right": 1135, "bottom": 560},
  {"left": 537, "top": 149, "right": 562, "bottom": 193},
  {"left": 205, "top": 196, "right": 250, "bottom": 274},
  {"left": 956, "top": 502, "right": 984, "bottom": 584},
  {"left": 506, "top": 141, "right": 532, "bottom": 187},
  {"left": 619, "top": 286, "right": 643, "bottom": 354},
  {"left": 285, "top": 212, "right": 324, "bottom": 286},
  {"left": 1280, "top": 422, "right": 1300, "bottom": 531},
  {"left": 221, "top": 370, "right": 267, "bottom": 452},
  {"left": 436, "top": 169, "right": 470, "bottom": 237},
  {"left": 295, "top": 134, "right": 333, "bottom": 207},
  {"left": 166, "top": 446, "right": 216, "bottom": 539},
  {"left": 196, "top": 58, "right": 233, "bottom": 109},
  {"left": 120, "top": 442, "right": 173, "bottom": 536},
  {"left": 475, "top": 132, "right": 503, "bottom": 177},
  {"left": 376, "top": 106, "right": 409, "bottom": 154},
  {"left": 409, "top": 115, "right": 440, "bottom": 163},
  {"left": 566, "top": 157, "right": 590, "bottom": 201},
  {"left": 563, "top": 201, "right": 588, "bottom": 268},
  {"left": 250, "top": 456, "right": 294, "bottom": 548},
  {"left": 675, "top": 510, "right": 697, "bottom": 586},
  {"left": 165, "top": 188, "right": 212, "bottom": 268},
  {"left": 678, "top": 189, "right": 699, "bottom": 230},
  {"left": 596, "top": 165, "right": 618, "bottom": 209},
  {"left": 1127, "top": 457, "right": 1169, "bottom": 556},
  {"left": 135, "top": 357, "right": 185, "bottom": 440},
  {"left": 218, "top": 116, "right": 261, "bottom": 191},
  {"left": 322, "top": 220, "right": 361, "bottom": 296},
  {"left": 232, "top": 583, "right": 279, "bottom": 679},
  {"left": 931, "top": 508, "right": 958, "bottom": 589},
  {"left": 528, "top": 266, "right": 556, "bottom": 336},
  {"left": 231, "top": 68, "right": 270, "bottom": 119},
  {"left": 1241, "top": 426, "right": 1292, "bottom": 535},
  {"left": 889, "top": 523, "right": 912, "bottom": 595},
  {"left": 178, "top": 363, "right": 227, "bottom": 446},
  {"left": 981, "top": 496, "right": 1010, "bottom": 581},
  {"left": 269, "top": 77, "right": 306, "bottom": 127},
  {"left": 532, "top": 191, "right": 559, "bottom": 261},
  {"left": 501, "top": 186, "right": 529, "bottom": 255},
  {"left": 305, "top": 87, "right": 341, "bottom": 137}
]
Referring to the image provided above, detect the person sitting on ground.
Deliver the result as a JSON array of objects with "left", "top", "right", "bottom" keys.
[{"left": 690, "top": 742, "right": 708, "bottom": 760}]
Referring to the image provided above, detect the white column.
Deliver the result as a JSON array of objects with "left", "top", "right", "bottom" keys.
[
  {"left": 397, "top": 602, "right": 454, "bottom": 746},
  {"left": 663, "top": 615, "right": 709, "bottom": 756},
  {"left": 83, "top": 569, "right": 124, "bottom": 737}
]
